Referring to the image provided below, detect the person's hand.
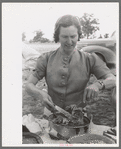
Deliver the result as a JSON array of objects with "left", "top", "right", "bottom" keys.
[
  {"left": 40, "top": 91, "right": 56, "bottom": 112},
  {"left": 83, "top": 83, "right": 100, "bottom": 103}
]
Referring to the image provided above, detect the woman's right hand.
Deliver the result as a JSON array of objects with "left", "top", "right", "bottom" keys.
[{"left": 40, "top": 91, "right": 56, "bottom": 112}]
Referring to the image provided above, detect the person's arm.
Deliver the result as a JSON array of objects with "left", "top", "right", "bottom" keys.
[
  {"left": 26, "top": 74, "right": 44, "bottom": 100},
  {"left": 25, "top": 74, "right": 55, "bottom": 111},
  {"left": 94, "top": 73, "right": 116, "bottom": 90},
  {"left": 83, "top": 73, "right": 116, "bottom": 103}
]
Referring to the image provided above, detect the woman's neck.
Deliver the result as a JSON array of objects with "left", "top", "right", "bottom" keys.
[{"left": 59, "top": 46, "right": 75, "bottom": 56}]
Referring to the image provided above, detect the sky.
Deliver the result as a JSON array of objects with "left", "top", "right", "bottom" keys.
[{"left": 2, "top": 3, "right": 119, "bottom": 41}]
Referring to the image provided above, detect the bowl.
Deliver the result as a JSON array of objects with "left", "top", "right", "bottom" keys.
[
  {"left": 49, "top": 114, "right": 90, "bottom": 139},
  {"left": 68, "top": 134, "right": 115, "bottom": 144}
]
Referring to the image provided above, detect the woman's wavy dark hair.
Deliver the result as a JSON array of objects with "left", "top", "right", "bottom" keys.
[{"left": 53, "top": 15, "right": 82, "bottom": 43}]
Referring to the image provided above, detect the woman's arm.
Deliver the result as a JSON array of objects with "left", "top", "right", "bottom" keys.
[
  {"left": 83, "top": 73, "right": 116, "bottom": 103},
  {"left": 95, "top": 73, "right": 116, "bottom": 90},
  {"left": 26, "top": 74, "right": 44, "bottom": 100},
  {"left": 25, "top": 74, "right": 55, "bottom": 110}
]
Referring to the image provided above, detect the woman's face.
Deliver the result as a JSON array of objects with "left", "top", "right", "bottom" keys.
[{"left": 59, "top": 25, "right": 78, "bottom": 54}]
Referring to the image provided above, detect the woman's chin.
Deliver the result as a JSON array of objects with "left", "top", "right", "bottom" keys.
[{"left": 64, "top": 46, "right": 75, "bottom": 53}]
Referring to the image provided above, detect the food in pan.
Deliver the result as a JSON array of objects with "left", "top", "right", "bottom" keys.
[{"left": 49, "top": 104, "right": 84, "bottom": 126}]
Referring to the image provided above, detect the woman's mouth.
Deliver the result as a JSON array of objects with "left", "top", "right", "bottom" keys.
[{"left": 65, "top": 44, "right": 73, "bottom": 47}]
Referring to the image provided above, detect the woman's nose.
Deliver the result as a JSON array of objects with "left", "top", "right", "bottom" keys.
[{"left": 67, "top": 37, "right": 72, "bottom": 44}]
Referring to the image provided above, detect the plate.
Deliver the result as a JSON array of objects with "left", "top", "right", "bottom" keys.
[{"left": 68, "top": 134, "right": 115, "bottom": 144}]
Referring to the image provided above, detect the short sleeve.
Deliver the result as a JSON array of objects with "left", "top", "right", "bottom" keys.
[
  {"left": 33, "top": 53, "right": 48, "bottom": 80},
  {"left": 87, "top": 53, "right": 111, "bottom": 79}
]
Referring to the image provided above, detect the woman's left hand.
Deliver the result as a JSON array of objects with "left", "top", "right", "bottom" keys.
[{"left": 83, "top": 83, "right": 100, "bottom": 103}]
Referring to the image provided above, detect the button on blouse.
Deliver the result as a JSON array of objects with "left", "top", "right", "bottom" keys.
[
  {"left": 61, "top": 75, "right": 65, "bottom": 79},
  {"left": 63, "top": 57, "right": 68, "bottom": 61}
]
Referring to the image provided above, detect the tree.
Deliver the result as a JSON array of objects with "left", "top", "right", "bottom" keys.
[
  {"left": 41, "top": 37, "right": 50, "bottom": 43},
  {"left": 29, "top": 29, "right": 50, "bottom": 43},
  {"left": 22, "top": 32, "right": 26, "bottom": 41},
  {"left": 80, "top": 13, "right": 100, "bottom": 39},
  {"left": 32, "top": 30, "right": 44, "bottom": 42},
  {"left": 98, "top": 34, "right": 103, "bottom": 39},
  {"left": 104, "top": 33, "right": 109, "bottom": 38}
]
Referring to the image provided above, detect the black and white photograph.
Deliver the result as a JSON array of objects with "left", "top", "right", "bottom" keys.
[{"left": 2, "top": 2, "right": 119, "bottom": 146}]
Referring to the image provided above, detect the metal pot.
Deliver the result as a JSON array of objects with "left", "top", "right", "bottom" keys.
[
  {"left": 68, "top": 134, "right": 115, "bottom": 144},
  {"left": 49, "top": 114, "right": 90, "bottom": 139}
]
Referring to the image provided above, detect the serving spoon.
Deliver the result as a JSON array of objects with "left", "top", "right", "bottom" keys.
[{"left": 53, "top": 104, "right": 73, "bottom": 120}]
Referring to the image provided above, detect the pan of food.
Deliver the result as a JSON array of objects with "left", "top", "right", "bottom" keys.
[
  {"left": 48, "top": 104, "right": 90, "bottom": 139},
  {"left": 68, "top": 134, "right": 115, "bottom": 144}
]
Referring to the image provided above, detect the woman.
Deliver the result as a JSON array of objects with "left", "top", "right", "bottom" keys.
[{"left": 26, "top": 15, "right": 116, "bottom": 112}]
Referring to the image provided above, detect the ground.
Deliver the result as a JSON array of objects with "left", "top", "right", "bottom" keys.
[{"left": 22, "top": 42, "right": 116, "bottom": 127}]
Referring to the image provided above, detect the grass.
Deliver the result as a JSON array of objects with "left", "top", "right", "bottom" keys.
[{"left": 22, "top": 42, "right": 60, "bottom": 55}]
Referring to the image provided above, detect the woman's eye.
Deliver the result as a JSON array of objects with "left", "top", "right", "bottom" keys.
[
  {"left": 71, "top": 36, "right": 76, "bottom": 38},
  {"left": 62, "top": 35, "right": 76, "bottom": 39},
  {"left": 63, "top": 36, "right": 67, "bottom": 38}
]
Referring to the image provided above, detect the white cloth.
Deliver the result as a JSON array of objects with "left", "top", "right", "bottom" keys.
[
  {"left": 22, "top": 114, "right": 67, "bottom": 144},
  {"left": 22, "top": 43, "right": 40, "bottom": 71},
  {"left": 22, "top": 114, "right": 42, "bottom": 133}
]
